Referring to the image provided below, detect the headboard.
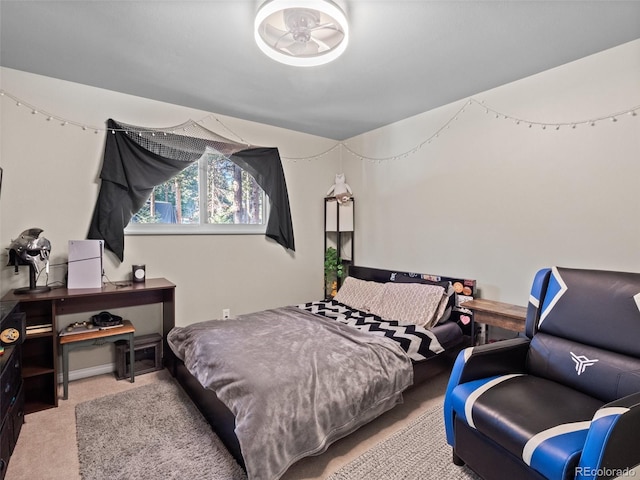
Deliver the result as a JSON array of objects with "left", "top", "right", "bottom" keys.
[
  {"left": 349, "top": 265, "right": 477, "bottom": 298},
  {"left": 348, "top": 265, "right": 477, "bottom": 333}
]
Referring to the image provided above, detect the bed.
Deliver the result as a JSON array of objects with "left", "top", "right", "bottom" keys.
[{"left": 167, "top": 265, "right": 476, "bottom": 480}]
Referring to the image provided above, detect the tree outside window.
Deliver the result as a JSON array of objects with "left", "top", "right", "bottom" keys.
[{"left": 129, "top": 152, "right": 266, "bottom": 231}]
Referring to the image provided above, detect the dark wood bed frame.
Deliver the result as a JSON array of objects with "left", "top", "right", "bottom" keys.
[{"left": 169, "top": 265, "right": 477, "bottom": 470}]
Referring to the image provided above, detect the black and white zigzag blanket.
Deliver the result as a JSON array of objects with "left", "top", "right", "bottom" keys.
[{"left": 297, "top": 300, "right": 444, "bottom": 362}]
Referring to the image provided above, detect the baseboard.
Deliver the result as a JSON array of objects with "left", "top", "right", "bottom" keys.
[{"left": 57, "top": 362, "right": 115, "bottom": 384}]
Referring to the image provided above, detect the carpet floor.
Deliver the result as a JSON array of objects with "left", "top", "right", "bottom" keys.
[
  {"left": 6, "top": 366, "right": 458, "bottom": 479},
  {"left": 327, "top": 404, "right": 480, "bottom": 480},
  {"left": 75, "top": 378, "right": 246, "bottom": 480},
  {"left": 74, "top": 376, "right": 480, "bottom": 480}
]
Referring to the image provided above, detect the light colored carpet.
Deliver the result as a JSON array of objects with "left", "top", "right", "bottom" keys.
[
  {"left": 74, "top": 375, "right": 479, "bottom": 480},
  {"left": 75, "top": 378, "right": 246, "bottom": 480},
  {"left": 6, "top": 367, "right": 453, "bottom": 479},
  {"left": 327, "top": 404, "right": 480, "bottom": 480}
]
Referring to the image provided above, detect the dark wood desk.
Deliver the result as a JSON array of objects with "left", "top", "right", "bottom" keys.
[
  {"left": 462, "top": 298, "right": 527, "bottom": 344},
  {"left": 1, "top": 278, "right": 175, "bottom": 413}
]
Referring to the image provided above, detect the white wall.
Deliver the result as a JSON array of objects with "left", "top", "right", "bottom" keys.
[
  {"left": 345, "top": 39, "right": 640, "bottom": 304},
  {"left": 1, "top": 38, "right": 639, "bottom": 372},
  {"left": 0, "top": 68, "right": 340, "bottom": 369}
]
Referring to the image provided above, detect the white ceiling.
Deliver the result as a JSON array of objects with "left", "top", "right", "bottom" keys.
[{"left": 1, "top": 1, "right": 639, "bottom": 140}]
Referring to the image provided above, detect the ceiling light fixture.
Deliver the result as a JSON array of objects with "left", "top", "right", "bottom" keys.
[{"left": 254, "top": 0, "right": 349, "bottom": 67}]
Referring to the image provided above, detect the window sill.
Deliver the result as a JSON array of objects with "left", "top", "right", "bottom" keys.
[{"left": 124, "top": 224, "right": 267, "bottom": 236}]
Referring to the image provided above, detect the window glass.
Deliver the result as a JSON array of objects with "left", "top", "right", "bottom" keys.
[{"left": 126, "top": 151, "right": 266, "bottom": 235}]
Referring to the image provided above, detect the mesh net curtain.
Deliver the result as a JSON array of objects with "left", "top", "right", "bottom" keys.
[{"left": 87, "top": 119, "right": 295, "bottom": 261}]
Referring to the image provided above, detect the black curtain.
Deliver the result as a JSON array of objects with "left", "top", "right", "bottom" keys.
[
  {"left": 88, "top": 119, "right": 295, "bottom": 261},
  {"left": 231, "top": 148, "right": 295, "bottom": 253}
]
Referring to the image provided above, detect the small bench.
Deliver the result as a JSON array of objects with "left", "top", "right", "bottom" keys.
[{"left": 59, "top": 320, "right": 135, "bottom": 400}]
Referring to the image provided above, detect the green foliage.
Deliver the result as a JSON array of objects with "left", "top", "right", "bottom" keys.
[
  {"left": 131, "top": 203, "right": 160, "bottom": 223},
  {"left": 324, "top": 247, "right": 344, "bottom": 280},
  {"left": 134, "top": 153, "right": 264, "bottom": 225}
]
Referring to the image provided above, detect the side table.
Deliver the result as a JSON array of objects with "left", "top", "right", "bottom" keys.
[
  {"left": 59, "top": 320, "right": 135, "bottom": 400},
  {"left": 462, "top": 298, "right": 527, "bottom": 344}
]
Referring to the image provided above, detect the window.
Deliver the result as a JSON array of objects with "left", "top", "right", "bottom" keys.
[{"left": 125, "top": 150, "right": 267, "bottom": 235}]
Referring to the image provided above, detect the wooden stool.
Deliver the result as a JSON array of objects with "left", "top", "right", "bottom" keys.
[{"left": 59, "top": 320, "right": 135, "bottom": 400}]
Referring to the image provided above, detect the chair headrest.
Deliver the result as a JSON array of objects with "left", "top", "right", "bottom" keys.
[{"left": 528, "top": 266, "right": 640, "bottom": 358}]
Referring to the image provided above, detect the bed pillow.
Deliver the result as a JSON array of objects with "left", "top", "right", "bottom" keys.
[
  {"left": 333, "top": 276, "right": 384, "bottom": 313},
  {"left": 394, "top": 275, "right": 453, "bottom": 325},
  {"left": 371, "top": 282, "right": 446, "bottom": 329}
]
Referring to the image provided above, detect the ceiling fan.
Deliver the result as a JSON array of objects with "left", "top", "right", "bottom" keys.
[{"left": 254, "top": 0, "right": 349, "bottom": 67}]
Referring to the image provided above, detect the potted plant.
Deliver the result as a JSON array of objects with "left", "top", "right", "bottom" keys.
[{"left": 324, "top": 246, "right": 344, "bottom": 297}]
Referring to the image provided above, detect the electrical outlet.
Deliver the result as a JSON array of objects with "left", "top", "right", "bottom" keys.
[{"left": 222, "top": 308, "right": 230, "bottom": 319}]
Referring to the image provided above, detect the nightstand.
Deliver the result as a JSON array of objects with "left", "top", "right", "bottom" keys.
[{"left": 462, "top": 298, "right": 526, "bottom": 345}]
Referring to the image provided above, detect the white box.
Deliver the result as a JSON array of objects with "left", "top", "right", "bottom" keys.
[{"left": 67, "top": 240, "right": 103, "bottom": 289}]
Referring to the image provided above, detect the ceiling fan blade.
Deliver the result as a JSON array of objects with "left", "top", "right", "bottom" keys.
[
  {"left": 306, "top": 40, "right": 321, "bottom": 55},
  {"left": 312, "top": 25, "right": 344, "bottom": 41},
  {"left": 310, "top": 22, "right": 338, "bottom": 31},
  {"left": 262, "top": 22, "right": 291, "bottom": 46},
  {"left": 286, "top": 39, "right": 320, "bottom": 56}
]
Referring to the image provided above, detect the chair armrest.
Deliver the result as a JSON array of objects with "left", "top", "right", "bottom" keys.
[
  {"left": 457, "top": 337, "right": 531, "bottom": 384},
  {"left": 577, "top": 392, "right": 640, "bottom": 480},
  {"left": 443, "top": 338, "right": 530, "bottom": 445}
]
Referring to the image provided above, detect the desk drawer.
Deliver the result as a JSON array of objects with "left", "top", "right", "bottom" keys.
[
  {"left": 0, "top": 348, "right": 21, "bottom": 421},
  {"left": 0, "top": 383, "right": 24, "bottom": 480},
  {"left": 9, "top": 383, "right": 24, "bottom": 455},
  {"left": 0, "top": 415, "right": 9, "bottom": 480}
]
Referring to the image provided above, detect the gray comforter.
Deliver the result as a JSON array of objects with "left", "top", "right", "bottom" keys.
[{"left": 167, "top": 306, "right": 413, "bottom": 480}]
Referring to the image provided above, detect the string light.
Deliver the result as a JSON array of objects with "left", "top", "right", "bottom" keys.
[
  {"left": 286, "top": 143, "right": 342, "bottom": 162},
  {"left": 295, "top": 97, "right": 639, "bottom": 162},
  {"left": 0, "top": 89, "right": 219, "bottom": 137},
  {"left": 1, "top": 89, "right": 639, "bottom": 163}
]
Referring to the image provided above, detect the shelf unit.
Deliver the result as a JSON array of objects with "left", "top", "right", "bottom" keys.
[
  {"left": 10, "top": 301, "right": 55, "bottom": 415},
  {"left": 324, "top": 197, "right": 354, "bottom": 298}
]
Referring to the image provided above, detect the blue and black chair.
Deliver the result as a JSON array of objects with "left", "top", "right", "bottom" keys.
[{"left": 444, "top": 267, "right": 640, "bottom": 479}]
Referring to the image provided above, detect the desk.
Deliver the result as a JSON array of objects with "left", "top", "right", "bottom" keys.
[
  {"left": 1, "top": 278, "right": 175, "bottom": 413},
  {"left": 462, "top": 298, "right": 527, "bottom": 344},
  {"left": 60, "top": 320, "right": 135, "bottom": 400}
]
